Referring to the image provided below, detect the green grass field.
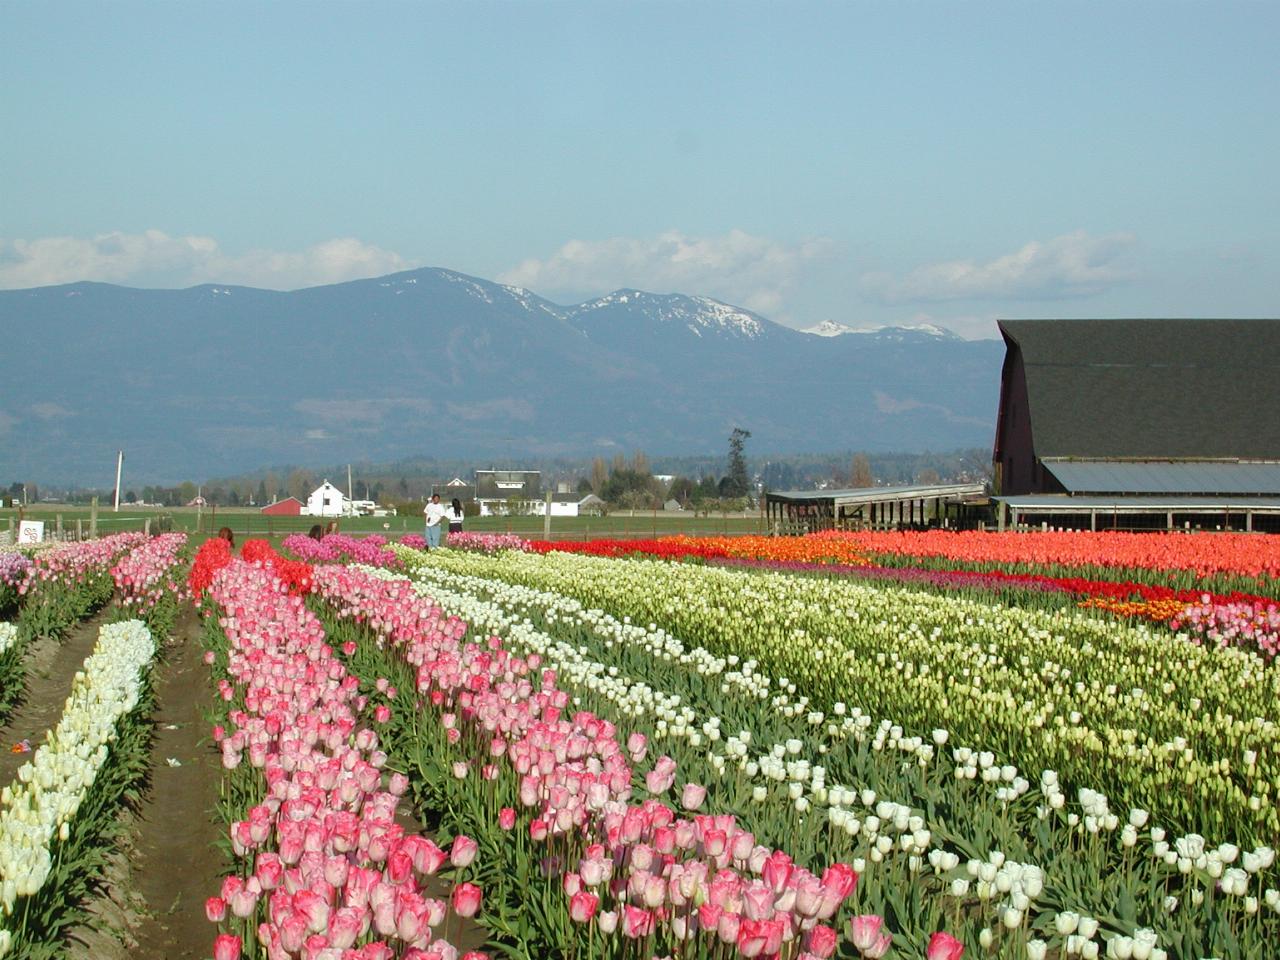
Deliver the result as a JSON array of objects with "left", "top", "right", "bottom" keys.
[{"left": 1, "top": 504, "right": 765, "bottom": 542}]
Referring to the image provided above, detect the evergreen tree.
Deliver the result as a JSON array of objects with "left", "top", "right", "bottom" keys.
[{"left": 725, "top": 428, "right": 751, "bottom": 497}]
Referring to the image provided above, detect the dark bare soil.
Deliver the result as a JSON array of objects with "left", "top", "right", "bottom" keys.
[{"left": 127, "top": 604, "right": 226, "bottom": 960}]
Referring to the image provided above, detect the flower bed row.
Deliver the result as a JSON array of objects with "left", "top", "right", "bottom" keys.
[
  {"left": 0, "top": 534, "right": 145, "bottom": 723},
  {"left": 834, "top": 529, "right": 1280, "bottom": 582},
  {"left": 510, "top": 532, "right": 1280, "bottom": 657},
  {"left": 197, "top": 549, "right": 489, "bottom": 960},
  {"left": 111, "top": 532, "right": 189, "bottom": 636},
  {"left": 311, "top": 564, "right": 914, "bottom": 960},
  {"left": 385, "top": 559, "right": 1274, "bottom": 959},
  {"left": 0, "top": 555, "right": 30, "bottom": 617},
  {"left": 0, "top": 619, "right": 156, "bottom": 959},
  {"left": 529, "top": 533, "right": 870, "bottom": 566},
  {"left": 281, "top": 533, "right": 401, "bottom": 568},
  {"left": 392, "top": 546, "right": 1280, "bottom": 853},
  {"left": 0, "top": 623, "right": 20, "bottom": 722},
  {"left": 703, "top": 557, "right": 1280, "bottom": 660}
]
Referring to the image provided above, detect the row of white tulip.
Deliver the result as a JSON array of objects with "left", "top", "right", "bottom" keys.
[
  {"left": 0, "top": 619, "right": 155, "bottom": 956},
  {"left": 0, "top": 625, "right": 15, "bottom": 657}
]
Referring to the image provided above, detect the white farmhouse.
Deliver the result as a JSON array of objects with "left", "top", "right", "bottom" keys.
[{"left": 302, "top": 480, "right": 351, "bottom": 517}]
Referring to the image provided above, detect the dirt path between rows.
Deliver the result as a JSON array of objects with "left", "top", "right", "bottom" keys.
[{"left": 126, "top": 602, "right": 226, "bottom": 960}]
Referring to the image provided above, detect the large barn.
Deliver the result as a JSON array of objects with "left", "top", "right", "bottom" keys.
[{"left": 992, "top": 318, "right": 1280, "bottom": 531}]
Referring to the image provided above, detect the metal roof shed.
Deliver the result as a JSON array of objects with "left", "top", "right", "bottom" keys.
[{"left": 765, "top": 482, "right": 987, "bottom": 533}]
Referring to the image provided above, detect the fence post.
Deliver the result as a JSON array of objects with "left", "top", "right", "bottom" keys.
[
  {"left": 90, "top": 497, "right": 99, "bottom": 538},
  {"left": 76, "top": 518, "right": 83, "bottom": 540}
]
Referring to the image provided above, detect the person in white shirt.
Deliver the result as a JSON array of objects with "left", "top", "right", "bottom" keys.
[
  {"left": 424, "top": 494, "right": 447, "bottom": 548},
  {"left": 447, "top": 498, "right": 464, "bottom": 536}
]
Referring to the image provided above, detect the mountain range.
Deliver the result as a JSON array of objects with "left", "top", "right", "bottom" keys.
[{"left": 0, "top": 268, "right": 1003, "bottom": 484}]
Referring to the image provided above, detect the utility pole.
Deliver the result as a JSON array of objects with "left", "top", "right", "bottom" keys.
[{"left": 113, "top": 451, "right": 124, "bottom": 512}]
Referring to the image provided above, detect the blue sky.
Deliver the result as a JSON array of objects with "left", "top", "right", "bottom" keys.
[{"left": 3, "top": 1, "right": 1276, "bottom": 338}]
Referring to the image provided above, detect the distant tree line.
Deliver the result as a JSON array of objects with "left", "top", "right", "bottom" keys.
[{"left": 20, "top": 446, "right": 990, "bottom": 511}]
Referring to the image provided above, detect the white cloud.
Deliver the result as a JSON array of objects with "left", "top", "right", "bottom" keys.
[
  {"left": 861, "top": 230, "right": 1137, "bottom": 304},
  {"left": 0, "top": 230, "right": 410, "bottom": 291},
  {"left": 499, "top": 229, "right": 830, "bottom": 316},
  {"left": 29, "top": 402, "right": 74, "bottom": 420}
]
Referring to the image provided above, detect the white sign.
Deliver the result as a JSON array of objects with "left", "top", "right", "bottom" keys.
[{"left": 17, "top": 521, "right": 44, "bottom": 544}]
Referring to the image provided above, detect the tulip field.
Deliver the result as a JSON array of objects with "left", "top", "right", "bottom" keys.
[{"left": 0, "top": 528, "right": 1277, "bottom": 960}]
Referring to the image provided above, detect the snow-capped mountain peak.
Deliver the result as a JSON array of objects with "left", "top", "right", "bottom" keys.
[
  {"left": 568, "top": 290, "right": 769, "bottom": 340},
  {"left": 804, "top": 320, "right": 960, "bottom": 341}
]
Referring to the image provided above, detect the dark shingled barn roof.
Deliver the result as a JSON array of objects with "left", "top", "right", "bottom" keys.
[{"left": 998, "top": 319, "right": 1280, "bottom": 460}]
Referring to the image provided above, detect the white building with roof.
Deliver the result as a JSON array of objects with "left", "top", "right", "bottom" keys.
[{"left": 302, "top": 480, "right": 351, "bottom": 517}]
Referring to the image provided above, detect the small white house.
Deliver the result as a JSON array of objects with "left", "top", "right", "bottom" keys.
[
  {"left": 303, "top": 480, "right": 351, "bottom": 517},
  {"left": 548, "top": 492, "right": 581, "bottom": 517}
]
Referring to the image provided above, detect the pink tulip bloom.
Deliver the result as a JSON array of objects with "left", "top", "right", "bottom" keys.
[
  {"left": 627, "top": 731, "right": 648, "bottom": 761},
  {"left": 742, "top": 881, "right": 775, "bottom": 921},
  {"left": 205, "top": 896, "right": 227, "bottom": 922},
  {"left": 328, "top": 906, "right": 363, "bottom": 949},
  {"left": 212, "top": 933, "right": 242, "bottom": 960},
  {"left": 681, "top": 782, "right": 707, "bottom": 810},
  {"left": 450, "top": 835, "right": 478, "bottom": 869},
  {"left": 738, "top": 918, "right": 783, "bottom": 958},
  {"left": 849, "top": 915, "right": 892, "bottom": 958},
  {"left": 806, "top": 923, "right": 838, "bottom": 958},
  {"left": 702, "top": 828, "right": 727, "bottom": 858},
  {"left": 927, "top": 932, "right": 965, "bottom": 960},
  {"left": 396, "top": 901, "right": 427, "bottom": 942},
  {"left": 451, "top": 881, "right": 482, "bottom": 918},
  {"left": 498, "top": 807, "right": 516, "bottom": 831},
  {"left": 622, "top": 905, "right": 655, "bottom": 939},
  {"left": 569, "top": 890, "right": 599, "bottom": 923}
]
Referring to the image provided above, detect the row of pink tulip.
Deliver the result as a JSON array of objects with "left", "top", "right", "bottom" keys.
[
  {"left": 311, "top": 564, "right": 964, "bottom": 959},
  {"left": 110, "top": 532, "right": 188, "bottom": 611},
  {"left": 282, "top": 534, "right": 401, "bottom": 568},
  {"left": 17, "top": 531, "right": 148, "bottom": 594},
  {"left": 439, "top": 533, "right": 531, "bottom": 555},
  {"left": 1171, "top": 599, "right": 1280, "bottom": 660},
  {"left": 201, "top": 556, "right": 490, "bottom": 960}
]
